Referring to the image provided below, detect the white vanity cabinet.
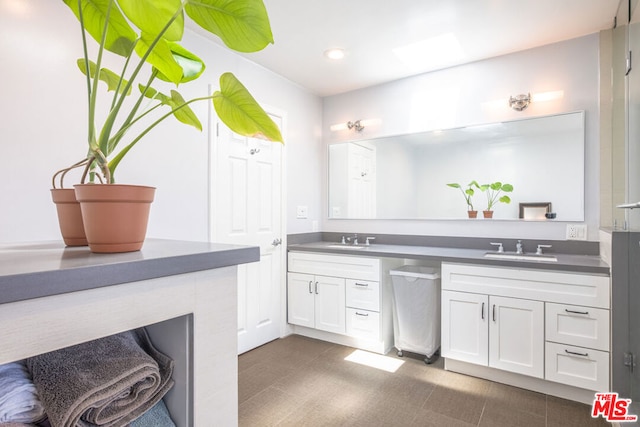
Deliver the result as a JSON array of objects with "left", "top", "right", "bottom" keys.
[
  {"left": 442, "top": 291, "right": 544, "bottom": 378},
  {"left": 287, "top": 272, "right": 346, "bottom": 334},
  {"left": 287, "top": 251, "right": 400, "bottom": 354},
  {"left": 441, "top": 262, "right": 611, "bottom": 399}
]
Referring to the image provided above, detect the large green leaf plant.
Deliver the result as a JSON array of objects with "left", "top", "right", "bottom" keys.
[{"left": 54, "top": 0, "right": 283, "bottom": 186}]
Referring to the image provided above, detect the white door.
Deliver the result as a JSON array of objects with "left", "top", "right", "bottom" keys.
[
  {"left": 287, "top": 273, "right": 315, "bottom": 328},
  {"left": 212, "top": 113, "right": 284, "bottom": 354},
  {"left": 489, "top": 296, "right": 544, "bottom": 378},
  {"left": 441, "top": 290, "right": 488, "bottom": 365},
  {"left": 347, "top": 143, "right": 376, "bottom": 218},
  {"left": 314, "top": 276, "right": 346, "bottom": 334}
]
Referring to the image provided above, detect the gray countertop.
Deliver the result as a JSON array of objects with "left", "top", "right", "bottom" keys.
[
  {"left": 0, "top": 239, "right": 259, "bottom": 304},
  {"left": 288, "top": 242, "right": 610, "bottom": 275}
]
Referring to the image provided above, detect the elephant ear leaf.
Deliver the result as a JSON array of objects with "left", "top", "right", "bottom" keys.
[
  {"left": 138, "top": 85, "right": 202, "bottom": 130},
  {"left": 117, "top": 0, "right": 184, "bottom": 41},
  {"left": 213, "top": 72, "right": 283, "bottom": 143},
  {"left": 63, "top": 0, "right": 136, "bottom": 57},
  {"left": 77, "top": 59, "right": 131, "bottom": 95},
  {"left": 154, "top": 42, "right": 206, "bottom": 84},
  {"left": 185, "top": 0, "right": 274, "bottom": 53}
]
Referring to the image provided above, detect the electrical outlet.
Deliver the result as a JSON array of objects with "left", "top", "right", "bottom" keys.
[{"left": 566, "top": 224, "right": 587, "bottom": 240}]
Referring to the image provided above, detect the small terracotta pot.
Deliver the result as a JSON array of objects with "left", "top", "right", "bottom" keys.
[
  {"left": 74, "top": 184, "right": 155, "bottom": 253},
  {"left": 483, "top": 210, "right": 494, "bottom": 218},
  {"left": 467, "top": 210, "right": 478, "bottom": 218},
  {"left": 51, "top": 188, "right": 88, "bottom": 246}
]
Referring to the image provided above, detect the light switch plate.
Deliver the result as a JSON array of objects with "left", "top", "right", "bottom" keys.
[{"left": 296, "top": 205, "right": 308, "bottom": 219}]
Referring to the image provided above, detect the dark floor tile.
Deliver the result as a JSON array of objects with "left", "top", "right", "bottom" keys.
[
  {"left": 410, "top": 408, "right": 477, "bottom": 427},
  {"left": 486, "top": 382, "right": 546, "bottom": 416},
  {"left": 422, "top": 385, "right": 487, "bottom": 425},
  {"left": 479, "top": 403, "right": 546, "bottom": 427},
  {"left": 239, "top": 386, "right": 305, "bottom": 427},
  {"left": 547, "top": 395, "right": 612, "bottom": 426},
  {"left": 238, "top": 360, "right": 297, "bottom": 404}
]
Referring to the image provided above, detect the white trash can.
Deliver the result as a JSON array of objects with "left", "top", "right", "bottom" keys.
[{"left": 389, "top": 265, "right": 441, "bottom": 364}]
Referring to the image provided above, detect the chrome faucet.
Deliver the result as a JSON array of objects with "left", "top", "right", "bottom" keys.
[
  {"left": 516, "top": 240, "right": 523, "bottom": 254},
  {"left": 489, "top": 242, "right": 504, "bottom": 253},
  {"left": 353, "top": 233, "right": 359, "bottom": 245},
  {"left": 536, "top": 244, "right": 552, "bottom": 255}
]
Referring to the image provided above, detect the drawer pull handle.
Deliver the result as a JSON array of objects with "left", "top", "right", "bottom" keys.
[
  {"left": 308, "top": 281, "right": 313, "bottom": 294},
  {"left": 355, "top": 312, "right": 369, "bottom": 317},
  {"left": 492, "top": 304, "right": 496, "bottom": 322},
  {"left": 481, "top": 302, "right": 485, "bottom": 320},
  {"left": 355, "top": 282, "right": 369, "bottom": 287},
  {"left": 315, "top": 282, "right": 319, "bottom": 294},
  {"left": 565, "top": 349, "right": 589, "bottom": 357},
  {"left": 565, "top": 309, "right": 589, "bottom": 315}
]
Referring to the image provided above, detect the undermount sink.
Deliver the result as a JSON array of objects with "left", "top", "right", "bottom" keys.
[
  {"left": 484, "top": 252, "right": 558, "bottom": 262},
  {"left": 325, "top": 244, "right": 367, "bottom": 250}
]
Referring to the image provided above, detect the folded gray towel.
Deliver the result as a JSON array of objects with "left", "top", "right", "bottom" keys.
[{"left": 26, "top": 329, "right": 174, "bottom": 427}]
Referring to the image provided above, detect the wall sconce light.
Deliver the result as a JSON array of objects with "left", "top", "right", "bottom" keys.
[
  {"left": 330, "top": 118, "right": 380, "bottom": 132},
  {"left": 509, "top": 93, "right": 531, "bottom": 111},
  {"left": 347, "top": 120, "right": 364, "bottom": 132}
]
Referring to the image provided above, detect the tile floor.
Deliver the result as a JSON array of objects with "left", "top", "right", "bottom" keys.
[{"left": 238, "top": 335, "right": 611, "bottom": 426}]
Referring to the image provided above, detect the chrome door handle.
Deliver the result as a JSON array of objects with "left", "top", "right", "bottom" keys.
[
  {"left": 492, "top": 304, "right": 496, "bottom": 322},
  {"left": 314, "top": 282, "right": 319, "bottom": 294},
  {"left": 250, "top": 148, "right": 261, "bottom": 155},
  {"left": 481, "top": 302, "right": 485, "bottom": 320},
  {"left": 272, "top": 238, "right": 282, "bottom": 246},
  {"left": 308, "top": 281, "right": 313, "bottom": 294}
]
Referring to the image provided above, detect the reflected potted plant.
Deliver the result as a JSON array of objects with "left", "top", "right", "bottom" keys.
[
  {"left": 53, "top": 0, "right": 283, "bottom": 253},
  {"left": 480, "top": 182, "right": 514, "bottom": 218},
  {"left": 446, "top": 181, "right": 480, "bottom": 218}
]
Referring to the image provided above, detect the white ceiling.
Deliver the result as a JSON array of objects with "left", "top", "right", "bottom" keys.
[{"left": 197, "top": 0, "right": 620, "bottom": 97}]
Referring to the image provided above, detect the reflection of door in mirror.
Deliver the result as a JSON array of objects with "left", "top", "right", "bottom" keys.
[{"left": 347, "top": 143, "right": 376, "bottom": 218}]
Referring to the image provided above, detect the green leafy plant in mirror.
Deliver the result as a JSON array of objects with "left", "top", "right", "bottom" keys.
[
  {"left": 54, "top": 0, "right": 283, "bottom": 186},
  {"left": 480, "top": 182, "right": 514, "bottom": 211},
  {"left": 446, "top": 181, "right": 480, "bottom": 211}
]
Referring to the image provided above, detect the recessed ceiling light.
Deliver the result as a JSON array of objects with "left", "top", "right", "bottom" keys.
[{"left": 324, "top": 48, "right": 345, "bottom": 60}]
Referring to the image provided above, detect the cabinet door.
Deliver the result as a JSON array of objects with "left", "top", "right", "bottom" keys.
[
  {"left": 442, "top": 290, "right": 488, "bottom": 366},
  {"left": 489, "top": 296, "right": 544, "bottom": 378},
  {"left": 315, "top": 276, "right": 346, "bottom": 334},
  {"left": 287, "top": 273, "right": 315, "bottom": 328}
]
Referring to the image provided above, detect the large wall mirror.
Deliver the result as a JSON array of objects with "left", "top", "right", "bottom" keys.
[{"left": 328, "top": 111, "right": 585, "bottom": 220}]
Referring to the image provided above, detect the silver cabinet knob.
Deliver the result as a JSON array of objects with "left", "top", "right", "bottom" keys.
[{"left": 272, "top": 238, "right": 282, "bottom": 246}]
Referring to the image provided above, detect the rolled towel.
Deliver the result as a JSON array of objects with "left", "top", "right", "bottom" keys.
[
  {"left": 0, "top": 361, "right": 45, "bottom": 424},
  {"left": 25, "top": 328, "right": 174, "bottom": 427}
]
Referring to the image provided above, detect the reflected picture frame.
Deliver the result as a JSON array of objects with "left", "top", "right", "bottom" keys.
[{"left": 519, "top": 202, "right": 552, "bottom": 220}]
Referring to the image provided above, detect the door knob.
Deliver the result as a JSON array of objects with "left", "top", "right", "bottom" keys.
[{"left": 272, "top": 238, "right": 282, "bottom": 246}]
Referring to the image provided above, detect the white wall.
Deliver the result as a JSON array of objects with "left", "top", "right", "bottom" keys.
[
  {"left": 322, "top": 34, "right": 601, "bottom": 240},
  {"left": 0, "top": 0, "right": 322, "bottom": 243}
]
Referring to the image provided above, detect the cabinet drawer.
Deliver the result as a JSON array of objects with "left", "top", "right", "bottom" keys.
[
  {"left": 289, "top": 252, "right": 380, "bottom": 281},
  {"left": 545, "top": 341, "right": 609, "bottom": 391},
  {"left": 346, "top": 279, "right": 380, "bottom": 311},
  {"left": 546, "top": 303, "right": 610, "bottom": 351},
  {"left": 441, "top": 263, "right": 610, "bottom": 309},
  {"left": 346, "top": 308, "right": 380, "bottom": 341}
]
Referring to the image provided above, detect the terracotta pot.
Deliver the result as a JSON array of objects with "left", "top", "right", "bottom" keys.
[
  {"left": 51, "top": 188, "right": 88, "bottom": 246},
  {"left": 74, "top": 184, "right": 155, "bottom": 253},
  {"left": 467, "top": 210, "right": 478, "bottom": 218},
  {"left": 483, "top": 210, "right": 494, "bottom": 218}
]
